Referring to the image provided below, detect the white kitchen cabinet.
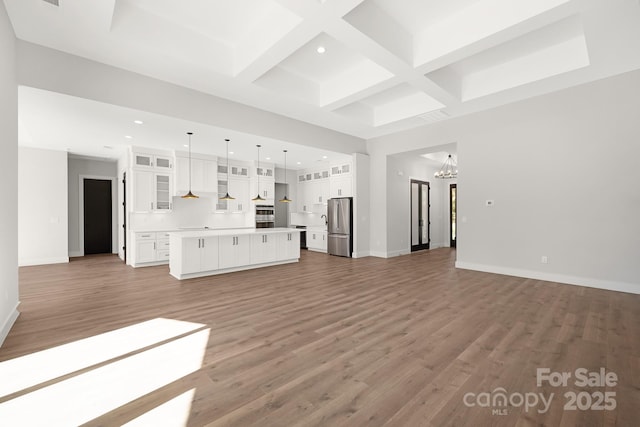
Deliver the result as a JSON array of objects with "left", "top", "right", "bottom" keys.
[
  {"left": 155, "top": 173, "right": 172, "bottom": 210},
  {"left": 230, "top": 164, "right": 249, "bottom": 178},
  {"left": 132, "top": 170, "right": 173, "bottom": 212},
  {"left": 255, "top": 164, "right": 275, "bottom": 179},
  {"left": 229, "top": 178, "right": 250, "bottom": 212},
  {"left": 135, "top": 239, "right": 157, "bottom": 263},
  {"left": 176, "top": 157, "right": 217, "bottom": 194},
  {"left": 181, "top": 236, "right": 219, "bottom": 274},
  {"left": 330, "top": 175, "right": 352, "bottom": 198},
  {"left": 310, "top": 180, "right": 329, "bottom": 204},
  {"left": 218, "top": 234, "right": 251, "bottom": 269},
  {"left": 170, "top": 229, "right": 300, "bottom": 279},
  {"left": 251, "top": 233, "right": 277, "bottom": 264},
  {"left": 307, "top": 230, "right": 327, "bottom": 252},
  {"left": 296, "top": 179, "right": 328, "bottom": 213},
  {"left": 215, "top": 178, "right": 249, "bottom": 212},
  {"left": 131, "top": 231, "right": 172, "bottom": 267},
  {"left": 255, "top": 180, "right": 275, "bottom": 202},
  {"left": 276, "top": 232, "right": 300, "bottom": 260},
  {"left": 330, "top": 162, "right": 351, "bottom": 176},
  {"left": 133, "top": 153, "right": 173, "bottom": 170},
  {"left": 133, "top": 170, "right": 154, "bottom": 212}
]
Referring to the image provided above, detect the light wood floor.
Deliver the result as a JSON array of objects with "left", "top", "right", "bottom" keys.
[{"left": 2, "top": 249, "right": 639, "bottom": 426}]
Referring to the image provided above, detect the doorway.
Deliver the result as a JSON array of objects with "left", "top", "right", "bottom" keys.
[
  {"left": 450, "top": 184, "right": 457, "bottom": 248},
  {"left": 83, "top": 178, "right": 112, "bottom": 255},
  {"left": 410, "top": 180, "right": 430, "bottom": 252}
]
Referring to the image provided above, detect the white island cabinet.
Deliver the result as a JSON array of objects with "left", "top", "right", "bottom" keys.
[{"left": 169, "top": 228, "right": 300, "bottom": 280}]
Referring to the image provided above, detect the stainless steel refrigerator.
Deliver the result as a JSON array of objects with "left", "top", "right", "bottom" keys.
[{"left": 327, "top": 197, "right": 353, "bottom": 257}]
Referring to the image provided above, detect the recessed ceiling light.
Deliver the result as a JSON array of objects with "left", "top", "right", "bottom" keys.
[
  {"left": 229, "top": 151, "right": 234, "bottom": 155},
  {"left": 266, "top": 157, "right": 271, "bottom": 160},
  {"left": 322, "top": 155, "right": 328, "bottom": 159},
  {"left": 316, "top": 46, "right": 326, "bottom": 54},
  {"left": 133, "top": 120, "right": 143, "bottom": 125},
  {"left": 125, "top": 135, "right": 133, "bottom": 139},
  {"left": 297, "top": 161, "right": 302, "bottom": 165},
  {"left": 183, "top": 144, "right": 189, "bottom": 148}
]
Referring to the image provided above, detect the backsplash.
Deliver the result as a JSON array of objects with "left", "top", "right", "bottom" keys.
[
  {"left": 129, "top": 196, "right": 252, "bottom": 231},
  {"left": 290, "top": 210, "right": 327, "bottom": 228}
]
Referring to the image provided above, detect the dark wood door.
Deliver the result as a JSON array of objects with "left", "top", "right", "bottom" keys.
[
  {"left": 450, "top": 184, "right": 457, "bottom": 248},
  {"left": 411, "top": 180, "right": 430, "bottom": 252},
  {"left": 84, "top": 179, "right": 112, "bottom": 255}
]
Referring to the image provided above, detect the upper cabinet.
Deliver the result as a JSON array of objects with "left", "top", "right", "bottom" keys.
[
  {"left": 133, "top": 153, "right": 173, "bottom": 170},
  {"left": 132, "top": 170, "right": 173, "bottom": 212},
  {"left": 218, "top": 162, "right": 250, "bottom": 178},
  {"left": 296, "top": 163, "right": 330, "bottom": 212},
  {"left": 255, "top": 163, "right": 275, "bottom": 180},
  {"left": 329, "top": 175, "right": 352, "bottom": 198},
  {"left": 215, "top": 177, "right": 250, "bottom": 213},
  {"left": 330, "top": 162, "right": 351, "bottom": 176},
  {"left": 131, "top": 148, "right": 175, "bottom": 212},
  {"left": 175, "top": 155, "right": 217, "bottom": 195}
]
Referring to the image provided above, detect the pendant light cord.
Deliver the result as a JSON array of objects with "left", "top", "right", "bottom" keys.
[{"left": 188, "top": 132, "right": 192, "bottom": 192}]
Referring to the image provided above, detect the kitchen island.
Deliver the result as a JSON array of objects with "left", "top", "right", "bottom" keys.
[{"left": 169, "top": 228, "right": 300, "bottom": 280}]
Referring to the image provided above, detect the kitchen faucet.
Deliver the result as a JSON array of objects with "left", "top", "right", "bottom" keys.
[{"left": 321, "top": 214, "right": 328, "bottom": 226}]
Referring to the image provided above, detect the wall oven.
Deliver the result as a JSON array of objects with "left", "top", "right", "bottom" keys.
[{"left": 255, "top": 205, "right": 275, "bottom": 228}]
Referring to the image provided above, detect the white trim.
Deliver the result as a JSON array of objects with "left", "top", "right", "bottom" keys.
[
  {"left": 170, "top": 259, "right": 299, "bottom": 280},
  {"left": 19, "top": 257, "right": 69, "bottom": 267},
  {"left": 0, "top": 304, "right": 20, "bottom": 347},
  {"left": 369, "top": 251, "right": 388, "bottom": 258},
  {"left": 69, "top": 251, "right": 83, "bottom": 258},
  {"left": 307, "top": 248, "right": 327, "bottom": 253},
  {"left": 369, "top": 249, "right": 411, "bottom": 258},
  {"left": 352, "top": 251, "right": 370, "bottom": 258},
  {"left": 79, "top": 175, "right": 118, "bottom": 256},
  {"left": 455, "top": 261, "right": 640, "bottom": 295}
]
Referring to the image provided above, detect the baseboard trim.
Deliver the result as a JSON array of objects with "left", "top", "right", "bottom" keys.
[
  {"left": 369, "top": 249, "right": 411, "bottom": 259},
  {"left": 0, "top": 304, "right": 20, "bottom": 347},
  {"left": 69, "top": 251, "right": 83, "bottom": 258},
  {"left": 19, "top": 257, "right": 69, "bottom": 267},
  {"left": 352, "top": 251, "right": 371, "bottom": 259},
  {"left": 455, "top": 261, "right": 640, "bottom": 295}
]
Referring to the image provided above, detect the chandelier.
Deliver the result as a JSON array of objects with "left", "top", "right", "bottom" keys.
[{"left": 434, "top": 154, "right": 457, "bottom": 179}]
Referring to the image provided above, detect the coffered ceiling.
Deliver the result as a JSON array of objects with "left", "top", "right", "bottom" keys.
[{"left": 6, "top": 0, "right": 640, "bottom": 140}]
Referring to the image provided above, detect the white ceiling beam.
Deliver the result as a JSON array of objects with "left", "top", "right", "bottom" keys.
[
  {"left": 234, "top": 22, "right": 323, "bottom": 83},
  {"left": 325, "top": 19, "right": 461, "bottom": 109}
]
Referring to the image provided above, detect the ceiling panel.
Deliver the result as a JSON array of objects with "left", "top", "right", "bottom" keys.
[{"left": 5, "top": 0, "right": 640, "bottom": 142}]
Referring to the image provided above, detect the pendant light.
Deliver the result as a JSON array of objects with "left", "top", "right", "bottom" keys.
[
  {"left": 219, "top": 138, "right": 235, "bottom": 201},
  {"left": 181, "top": 132, "right": 199, "bottom": 199},
  {"left": 279, "top": 149, "right": 292, "bottom": 203},
  {"left": 434, "top": 154, "right": 458, "bottom": 179},
  {"left": 252, "top": 144, "right": 266, "bottom": 202}
]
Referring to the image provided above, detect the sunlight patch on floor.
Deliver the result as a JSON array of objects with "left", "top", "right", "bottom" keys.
[{"left": 0, "top": 318, "right": 209, "bottom": 426}]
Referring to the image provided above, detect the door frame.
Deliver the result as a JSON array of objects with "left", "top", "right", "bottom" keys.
[
  {"left": 410, "top": 179, "right": 430, "bottom": 252},
  {"left": 79, "top": 175, "right": 117, "bottom": 256}
]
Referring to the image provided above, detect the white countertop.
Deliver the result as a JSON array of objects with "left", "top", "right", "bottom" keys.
[
  {"left": 131, "top": 226, "right": 254, "bottom": 233},
  {"left": 169, "top": 227, "right": 301, "bottom": 238}
]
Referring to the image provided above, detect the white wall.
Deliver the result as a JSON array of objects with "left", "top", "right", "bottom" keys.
[
  {"left": 16, "top": 41, "right": 366, "bottom": 156},
  {"left": 353, "top": 152, "right": 370, "bottom": 258},
  {"left": 18, "top": 147, "right": 69, "bottom": 266},
  {"left": 0, "top": 0, "right": 19, "bottom": 347},
  {"left": 68, "top": 156, "right": 118, "bottom": 257},
  {"left": 385, "top": 156, "right": 447, "bottom": 256},
  {"left": 367, "top": 142, "right": 388, "bottom": 258},
  {"left": 368, "top": 69, "right": 640, "bottom": 294}
]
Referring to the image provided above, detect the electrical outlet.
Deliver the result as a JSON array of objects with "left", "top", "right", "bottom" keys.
[{"left": 541, "top": 256, "right": 548, "bottom": 264}]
